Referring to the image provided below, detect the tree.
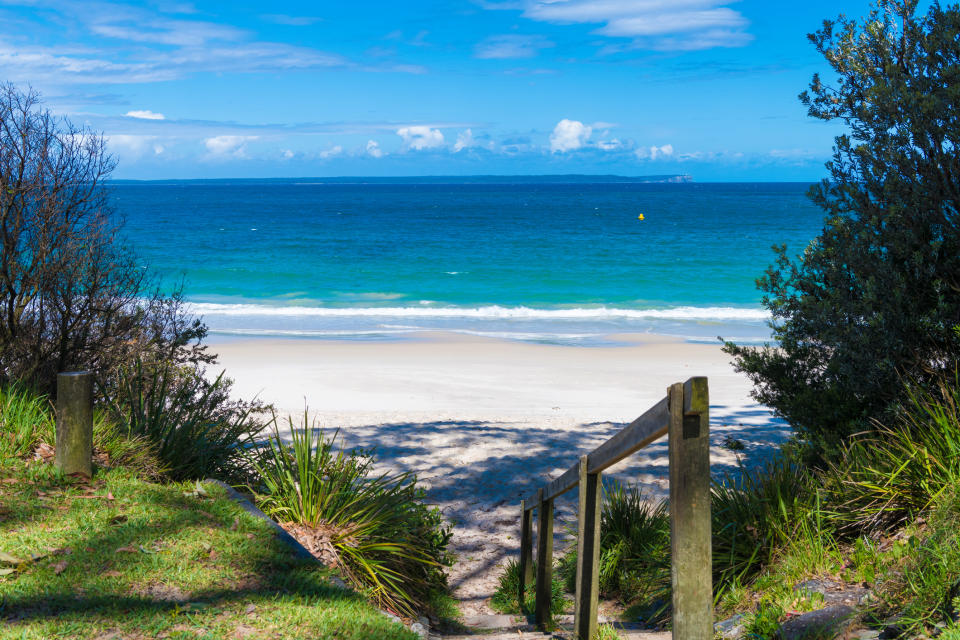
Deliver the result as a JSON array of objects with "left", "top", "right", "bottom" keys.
[
  {"left": 724, "top": 0, "right": 960, "bottom": 451},
  {"left": 0, "top": 83, "right": 210, "bottom": 392}
]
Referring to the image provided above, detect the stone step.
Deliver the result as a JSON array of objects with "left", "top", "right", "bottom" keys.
[
  {"left": 438, "top": 632, "right": 668, "bottom": 640},
  {"left": 437, "top": 615, "right": 670, "bottom": 639}
]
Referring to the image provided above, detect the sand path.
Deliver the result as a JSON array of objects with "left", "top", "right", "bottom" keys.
[{"left": 212, "top": 333, "right": 790, "bottom": 616}]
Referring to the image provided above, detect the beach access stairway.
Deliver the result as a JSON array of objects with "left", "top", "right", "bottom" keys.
[{"left": 513, "top": 377, "right": 713, "bottom": 640}]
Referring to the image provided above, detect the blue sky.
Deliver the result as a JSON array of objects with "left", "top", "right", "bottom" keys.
[{"left": 1, "top": 0, "right": 882, "bottom": 180}]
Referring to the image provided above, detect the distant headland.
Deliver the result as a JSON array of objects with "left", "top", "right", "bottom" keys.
[{"left": 111, "top": 174, "right": 694, "bottom": 185}]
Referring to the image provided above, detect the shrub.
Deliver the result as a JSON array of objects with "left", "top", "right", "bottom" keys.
[
  {"left": 0, "top": 83, "right": 211, "bottom": 395},
  {"left": 723, "top": 1, "right": 960, "bottom": 451},
  {"left": 103, "top": 358, "right": 266, "bottom": 482},
  {"left": 249, "top": 412, "right": 452, "bottom": 618},
  {"left": 490, "top": 557, "right": 566, "bottom": 616}
]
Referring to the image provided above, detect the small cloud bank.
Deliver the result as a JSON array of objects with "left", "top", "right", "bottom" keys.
[
  {"left": 366, "top": 140, "right": 384, "bottom": 158},
  {"left": 204, "top": 135, "right": 258, "bottom": 157},
  {"left": 488, "top": 0, "right": 751, "bottom": 51},
  {"left": 125, "top": 110, "right": 165, "bottom": 120},
  {"left": 549, "top": 119, "right": 591, "bottom": 153},
  {"left": 320, "top": 145, "right": 343, "bottom": 159},
  {"left": 453, "top": 129, "right": 476, "bottom": 152},
  {"left": 107, "top": 134, "right": 164, "bottom": 156},
  {"left": 636, "top": 144, "right": 674, "bottom": 160},
  {"left": 397, "top": 125, "right": 445, "bottom": 150}
]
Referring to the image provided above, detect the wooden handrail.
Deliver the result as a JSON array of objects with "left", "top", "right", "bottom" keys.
[{"left": 517, "top": 376, "right": 712, "bottom": 640}]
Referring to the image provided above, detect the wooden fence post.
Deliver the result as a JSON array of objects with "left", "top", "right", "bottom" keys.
[
  {"left": 55, "top": 371, "right": 93, "bottom": 478},
  {"left": 574, "top": 454, "right": 602, "bottom": 640},
  {"left": 534, "top": 487, "right": 554, "bottom": 628},
  {"left": 519, "top": 499, "right": 534, "bottom": 612},
  {"left": 668, "top": 378, "right": 712, "bottom": 640}
]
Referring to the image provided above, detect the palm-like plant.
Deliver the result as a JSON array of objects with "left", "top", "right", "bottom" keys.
[{"left": 249, "top": 412, "right": 452, "bottom": 617}]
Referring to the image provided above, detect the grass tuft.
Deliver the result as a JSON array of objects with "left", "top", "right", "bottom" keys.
[
  {"left": 248, "top": 411, "right": 453, "bottom": 618},
  {"left": 489, "top": 557, "right": 566, "bottom": 616}
]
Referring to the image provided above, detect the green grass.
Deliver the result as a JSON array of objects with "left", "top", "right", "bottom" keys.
[
  {"left": 489, "top": 557, "right": 566, "bottom": 616},
  {"left": 0, "top": 383, "right": 163, "bottom": 478},
  {"left": 0, "top": 459, "right": 418, "bottom": 640},
  {"left": 0, "top": 383, "right": 53, "bottom": 459}
]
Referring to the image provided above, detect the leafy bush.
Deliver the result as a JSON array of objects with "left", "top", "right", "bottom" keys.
[
  {"left": 723, "top": 1, "right": 960, "bottom": 451},
  {"left": 249, "top": 412, "right": 452, "bottom": 618},
  {"left": 490, "top": 557, "right": 565, "bottom": 616},
  {"left": 0, "top": 84, "right": 212, "bottom": 396},
  {"left": 103, "top": 359, "right": 266, "bottom": 482}
]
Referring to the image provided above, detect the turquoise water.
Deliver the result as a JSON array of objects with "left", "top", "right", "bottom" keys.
[{"left": 110, "top": 179, "right": 825, "bottom": 344}]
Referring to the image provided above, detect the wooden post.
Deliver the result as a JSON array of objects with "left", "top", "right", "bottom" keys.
[
  {"left": 534, "top": 487, "right": 554, "bottom": 628},
  {"left": 668, "top": 378, "right": 712, "bottom": 640},
  {"left": 519, "top": 499, "right": 534, "bottom": 612},
  {"left": 574, "top": 454, "right": 602, "bottom": 640},
  {"left": 55, "top": 371, "right": 93, "bottom": 478}
]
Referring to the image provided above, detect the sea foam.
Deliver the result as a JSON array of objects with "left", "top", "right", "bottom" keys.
[{"left": 186, "top": 302, "right": 770, "bottom": 322}]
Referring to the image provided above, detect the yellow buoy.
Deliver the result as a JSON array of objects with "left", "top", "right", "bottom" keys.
[{"left": 637, "top": 213, "right": 645, "bottom": 221}]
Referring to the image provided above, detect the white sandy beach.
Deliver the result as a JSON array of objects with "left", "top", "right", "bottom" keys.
[{"left": 212, "top": 332, "right": 790, "bottom": 616}]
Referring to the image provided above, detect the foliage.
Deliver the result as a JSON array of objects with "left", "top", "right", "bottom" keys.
[
  {"left": 0, "top": 83, "right": 211, "bottom": 395},
  {"left": 489, "top": 557, "right": 565, "bottom": 616},
  {"left": 248, "top": 412, "right": 452, "bottom": 618},
  {"left": 0, "top": 382, "right": 162, "bottom": 477},
  {"left": 0, "top": 382, "right": 52, "bottom": 459},
  {"left": 558, "top": 481, "right": 671, "bottom": 620},
  {"left": 88, "top": 412, "right": 165, "bottom": 479},
  {"left": 712, "top": 452, "right": 822, "bottom": 587},
  {"left": 103, "top": 359, "right": 266, "bottom": 483},
  {"left": 819, "top": 369, "right": 960, "bottom": 538},
  {"left": 0, "top": 462, "right": 419, "bottom": 640},
  {"left": 724, "top": 1, "right": 960, "bottom": 451},
  {"left": 593, "top": 623, "right": 625, "bottom": 640}
]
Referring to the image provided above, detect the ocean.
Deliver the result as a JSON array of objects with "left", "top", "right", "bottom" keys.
[{"left": 110, "top": 179, "right": 825, "bottom": 345}]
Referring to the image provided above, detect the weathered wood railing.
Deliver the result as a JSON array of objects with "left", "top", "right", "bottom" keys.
[{"left": 518, "top": 377, "right": 712, "bottom": 640}]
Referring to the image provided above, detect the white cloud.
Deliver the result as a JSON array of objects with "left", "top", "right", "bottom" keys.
[
  {"left": 397, "top": 125, "right": 445, "bottom": 150},
  {"left": 281, "top": 149, "right": 294, "bottom": 159},
  {"left": 106, "top": 134, "right": 163, "bottom": 156},
  {"left": 0, "top": 2, "right": 420, "bottom": 87},
  {"left": 636, "top": 144, "right": 674, "bottom": 160},
  {"left": 595, "top": 138, "right": 623, "bottom": 151},
  {"left": 453, "top": 129, "right": 476, "bottom": 152},
  {"left": 549, "top": 119, "right": 591, "bottom": 153},
  {"left": 366, "top": 140, "right": 384, "bottom": 158},
  {"left": 124, "top": 109, "right": 165, "bottom": 120},
  {"left": 474, "top": 34, "right": 554, "bottom": 59},
  {"left": 488, "top": 1, "right": 751, "bottom": 51},
  {"left": 204, "top": 135, "right": 257, "bottom": 157},
  {"left": 319, "top": 145, "right": 343, "bottom": 158}
]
